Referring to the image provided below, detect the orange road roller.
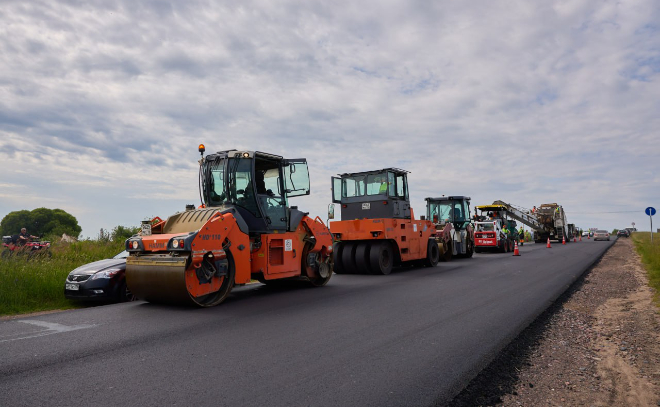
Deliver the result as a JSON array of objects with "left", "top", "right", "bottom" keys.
[
  {"left": 125, "top": 146, "right": 333, "bottom": 307},
  {"left": 328, "top": 168, "right": 439, "bottom": 274}
]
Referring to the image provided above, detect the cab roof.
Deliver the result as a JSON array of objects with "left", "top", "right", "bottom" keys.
[
  {"left": 205, "top": 149, "right": 284, "bottom": 161},
  {"left": 476, "top": 204, "right": 507, "bottom": 211},
  {"left": 425, "top": 196, "right": 471, "bottom": 201},
  {"left": 337, "top": 168, "right": 409, "bottom": 178}
]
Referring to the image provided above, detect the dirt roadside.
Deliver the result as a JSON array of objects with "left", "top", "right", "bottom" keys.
[{"left": 450, "top": 238, "right": 660, "bottom": 406}]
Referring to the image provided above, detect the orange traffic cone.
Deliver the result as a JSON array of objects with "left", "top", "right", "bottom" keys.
[
  {"left": 547, "top": 237, "right": 551, "bottom": 248},
  {"left": 579, "top": 235, "right": 582, "bottom": 242},
  {"left": 588, "top": 234, "right": 590, "bottom": 239},
  {"left": 562, "top": 235, "right": 566, "bottom": 245},
  {"left": 513, "top": 241, "right": 520, "bottom": 256},
  {"left": 574, "top": 237, "right": 576, "bottom": 242}
]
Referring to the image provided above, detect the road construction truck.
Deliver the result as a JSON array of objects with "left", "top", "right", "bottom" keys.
[
  {"left": 479, "top": 200, "right": 571, "bottom": 244},
  {"left": 473, "top": 204, "right": 520, "bottom": 253},
  {"left": 124, "top": 146, "right": 333, "bottom": 307},
  {"left": 425, "top": 196, "right": 475, "bottom": 260},
  {"left": 329, "top": 168, "right": 439, "bottom": 274},
  {"left": 532, "top": 203, "right": 570, "bottom": 243}
]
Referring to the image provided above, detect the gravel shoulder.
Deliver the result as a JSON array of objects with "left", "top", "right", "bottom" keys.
[{"left": 450, "top": 238, "right": 660, "bottom": 406}]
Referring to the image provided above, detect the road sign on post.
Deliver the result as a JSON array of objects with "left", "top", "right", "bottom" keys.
[{"left": 646, "top": 207, "right": 656, "bottom": 243}]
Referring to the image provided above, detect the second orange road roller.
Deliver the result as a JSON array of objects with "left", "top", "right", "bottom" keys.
[
  {"left": 328, "top": 168, "right": 439, "bottom": 274},
  {"left": 125, "top": 146, "right": 333, "bottom": 307}
]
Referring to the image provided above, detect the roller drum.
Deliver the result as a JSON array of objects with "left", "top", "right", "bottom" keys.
[{"left": 126, "top": 255, "right": 193, "bottom": 305}]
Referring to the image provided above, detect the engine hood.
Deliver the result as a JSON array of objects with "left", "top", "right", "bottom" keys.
[{"left": 69, "top": 258, "right": 126, "bottom": 275}]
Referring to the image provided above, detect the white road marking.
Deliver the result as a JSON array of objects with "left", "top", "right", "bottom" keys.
[{"left": 0, "top": 320, "right": 96, "bottom": 343}]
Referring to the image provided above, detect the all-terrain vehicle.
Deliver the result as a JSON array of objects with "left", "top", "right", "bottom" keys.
[{"left": 2, "top": 235, "right": 52, "bottom": 259}]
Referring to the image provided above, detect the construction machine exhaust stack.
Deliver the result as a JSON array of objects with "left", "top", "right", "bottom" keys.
[{"left": 125, "top": 147, "right": 334, "bottom": 307}]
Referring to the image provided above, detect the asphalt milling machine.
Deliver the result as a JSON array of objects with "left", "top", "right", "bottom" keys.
[
  {"left": 473, "top": 200, "right": 574, "bottom": 252},
  {"left": 125, "top": 146, "right": 334, "bottom": 307}
]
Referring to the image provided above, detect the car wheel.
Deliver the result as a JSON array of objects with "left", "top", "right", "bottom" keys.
[{"left": 118, "top": 280, "right": 137, "bottom": 302}]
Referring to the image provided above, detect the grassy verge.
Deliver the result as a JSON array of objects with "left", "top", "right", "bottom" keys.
[
  {"left": 0, "top": 240, "right": 125, "bottom": 317},
  {"left": 631, "top": 232, "right": 660, "bottom": 305}
]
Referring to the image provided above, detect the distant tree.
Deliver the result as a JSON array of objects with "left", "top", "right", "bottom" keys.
[
  {"left": 612, "top": 229, "right": 619, "bottom": 234},
  {"left": 111, "top": 225, "right": 140, "bottom": 242},
  {"left": 0, "top": 208, "right": 82, "bottom": 238},
  {"left": 0, "top": 210, "right": 31, "bottom": 236}
]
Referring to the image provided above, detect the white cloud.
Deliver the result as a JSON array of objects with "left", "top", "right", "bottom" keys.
[{"left": 0, "top": 0, "right": 658, "bottom": 236}]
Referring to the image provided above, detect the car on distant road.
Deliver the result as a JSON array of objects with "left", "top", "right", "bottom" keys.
[
  {"left": 617, "top": 229, "right": 630, "bottom": 237},
  {"left": 593, "top": 230, "right": 610, "bottom": 241},
  {"left": 64, "top": 251, "right": 136, "bottom": 302},
  {"left": 582, "top": 231, "right": 589, "bottom": 237}
]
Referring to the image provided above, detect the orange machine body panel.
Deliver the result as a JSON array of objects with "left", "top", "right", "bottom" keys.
[
  {"left": 329, "top": 214, "right": 435, "bottom": 262},
  {"left": 250, "top": 215, "right": 333, "bottom": 280},
  {"left": 133, "top": 211, "right": 333, "bottom": 292}
]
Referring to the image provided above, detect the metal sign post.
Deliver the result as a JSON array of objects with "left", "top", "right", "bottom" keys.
[{"left": 646, "top": 207, "right": 656, "bottom": 243}]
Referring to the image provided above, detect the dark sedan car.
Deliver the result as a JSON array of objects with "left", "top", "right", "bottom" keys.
[
  {"left": 64, "top": 251, "right": 136, "bottom": 302},
  {"left": 617, "top": 229, "right": 630, "bottom": 237}
]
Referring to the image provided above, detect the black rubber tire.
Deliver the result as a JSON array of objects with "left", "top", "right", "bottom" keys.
[
  {"left": 117, "top": 280, "right": 137, "bottom": 302},
  {"left": 474, "top": 247, "right": 482, "bottom": 254},
  {"left": 332, "top": 242, "right": 345, "bottom": 274},
  {"left": 424, "top": 240, "right": 440, "bottom": 267},
  {"left": 341, "top": 242, "right": 357, "bottom": 274},
  {"left": 191, "top": 252, "right": 235, "bottom": 307},
  {"left": 354, "top": 242, "right": 372, "bottom": 274},
  {"left": 465, "top": 238, "right": 474, "bottom": 258},
  {"left": 441, "top": 240, "right": 453, "bottom": 262},
  {"left": 369, "top": 241, "right": 393, "bottom": 275},
  {"left": 303, "top": 242, "right": 332, "bottom": 287}
]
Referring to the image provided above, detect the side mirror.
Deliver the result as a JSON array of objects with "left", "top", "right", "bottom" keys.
[{"left": 328, "top": 204, "right": 335, "bottom": 220}]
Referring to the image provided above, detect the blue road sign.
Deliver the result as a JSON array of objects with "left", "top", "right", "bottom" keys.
[{"left": 646, "top": 207, "right": 656, "bottom": 216}]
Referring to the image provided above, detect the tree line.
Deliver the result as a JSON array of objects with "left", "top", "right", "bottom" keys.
[{"left": 0, "top": 208, "right": 139, "bottom": 241}]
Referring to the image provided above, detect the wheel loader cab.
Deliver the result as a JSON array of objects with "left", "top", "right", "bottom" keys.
[
  {"left": 426, "top": 196, "right": 472, "bottom": 230},
  {"left": 201, "top": 150, "right": 310, "bottom": 234},
  {"left": 331, "top": 168, "right": 410, "bottom": 220}
]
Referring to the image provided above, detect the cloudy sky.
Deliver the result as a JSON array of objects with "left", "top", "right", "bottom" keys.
[{"left": 1, "top": 0, "right": 659, "bottom": 238}]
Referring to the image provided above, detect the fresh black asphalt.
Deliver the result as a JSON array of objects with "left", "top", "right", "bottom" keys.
[{"left": 0, "top": 237, "right": 615, "bottom": 406}]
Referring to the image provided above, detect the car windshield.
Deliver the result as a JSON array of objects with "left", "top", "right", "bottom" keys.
[
  {"left": 114, "top": 250, "right": 129, "bottom": 259},
  {"left": 596, "top": 230, "right": 607, "bottom": 234}
]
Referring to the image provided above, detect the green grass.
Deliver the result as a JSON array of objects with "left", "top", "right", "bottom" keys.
[
  {"left": 632, "top": 232, "right": 660, "bottom": 306},
  {"left": 0, "top": 240, "right": 125, "bottom": 316}
]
